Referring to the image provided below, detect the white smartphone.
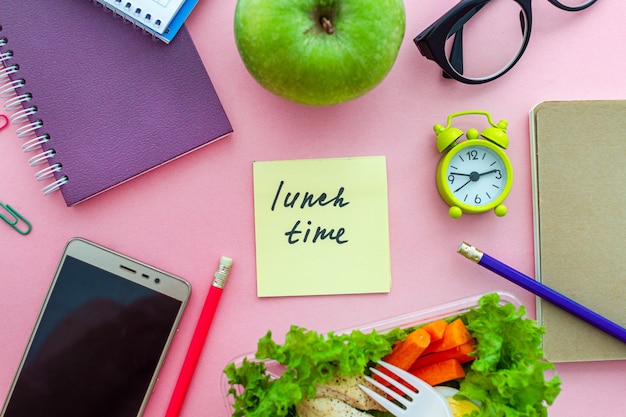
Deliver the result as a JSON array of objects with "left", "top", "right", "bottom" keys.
[{"left": 1, "top": 238, "right": 191, "bottom": 417}]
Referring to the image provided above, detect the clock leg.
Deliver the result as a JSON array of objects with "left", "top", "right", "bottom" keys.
[{"left": 449, "top": 206, "right": 463, "bottom": 219}]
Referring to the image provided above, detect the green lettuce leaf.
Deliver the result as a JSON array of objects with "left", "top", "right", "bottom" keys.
[
  {"left": 458, "top": 293, "right": 561, "bottom": 417},
  {"left": 224, "top": 325, "right": 398, "bottom": 417}
]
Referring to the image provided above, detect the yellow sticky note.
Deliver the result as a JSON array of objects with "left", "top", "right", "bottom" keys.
[{"left": 253, "top": 156, "right": 391, "bottom": 297}]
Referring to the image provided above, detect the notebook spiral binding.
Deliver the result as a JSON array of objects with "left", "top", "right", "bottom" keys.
[
  {"left": 91, "top": 0, "right": 163, "bottom": 41},
  {"left": 0, "top": 28, "right": 68, "bottom": 195}
]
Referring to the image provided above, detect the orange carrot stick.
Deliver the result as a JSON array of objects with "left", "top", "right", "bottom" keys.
[
  {"left": 409, "top": 340, "right": 476, "bottom": 370},
  {"left": 421, "top": 318, "right": 472, "bottom": 355},
  {"left": 409, "top": 358, "right": 466, "bottom": 386},
  {"left": 421, "top": 320, "right": 448, "bottom": 342},
  {"left": 382, "top": 327, "right": 431, "bottom": 370}
]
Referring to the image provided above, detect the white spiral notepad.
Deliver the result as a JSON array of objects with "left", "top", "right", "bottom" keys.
[{"left": 95, "top": 0, "right": 198, "bottom": 43}]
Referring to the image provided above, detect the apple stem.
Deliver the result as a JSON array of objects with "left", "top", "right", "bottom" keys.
[{"left": 319, "top": 16, "right": 335, "bottom": 35}]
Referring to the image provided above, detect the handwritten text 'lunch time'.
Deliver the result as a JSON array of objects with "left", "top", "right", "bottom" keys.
[{"left": 271, "top": 180, "right": 349, "bottom": 245}]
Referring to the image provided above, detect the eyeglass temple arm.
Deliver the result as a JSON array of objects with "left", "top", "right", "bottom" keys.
[
  {"left": 444, "top": 4, "right": 528, "bottom": 79},
  {"left": 443, "top": 3, "right": 485, "bottom": 78},
  {"left": 444, "top": 29, "right": 463, "bottom": 78}
]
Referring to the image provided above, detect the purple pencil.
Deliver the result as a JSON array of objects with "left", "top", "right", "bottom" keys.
[{"left": 458, "top": 242, "right": 626, "bottom": 344}]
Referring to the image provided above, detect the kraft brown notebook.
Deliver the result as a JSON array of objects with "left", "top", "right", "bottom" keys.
[{"left": 530, "top": 100, "right": 626, "bottom": 362}]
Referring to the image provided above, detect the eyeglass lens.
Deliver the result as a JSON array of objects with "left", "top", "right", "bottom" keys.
[
  {"left": 444, "top": 0, "right": 528, "bottom": 82},
  {"left": 551, "top": 0, "right": 596, "bottom": 9}
]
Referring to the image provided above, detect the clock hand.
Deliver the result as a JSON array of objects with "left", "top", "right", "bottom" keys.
[
  {"left": 454, "top": 179, "right": 472, "bottom": 193},
  {"left": 478, "top": 169, "right": 498, "bottom": 177},
  {"left": 452, "top": 170, "right": 499, "bottom": 193}
]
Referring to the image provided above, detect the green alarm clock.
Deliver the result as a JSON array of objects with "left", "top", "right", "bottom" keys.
[{"left": 434, "top": 111, "right": 513, "bottom": 219}]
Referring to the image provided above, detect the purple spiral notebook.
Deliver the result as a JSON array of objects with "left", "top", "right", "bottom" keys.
[{"left": 0, "top": 0, "right": 232, "bottom": 206}]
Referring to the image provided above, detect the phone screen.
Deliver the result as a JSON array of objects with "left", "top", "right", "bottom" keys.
[{"left": 1, "top": 240, "right": 190, "bottom": 417}]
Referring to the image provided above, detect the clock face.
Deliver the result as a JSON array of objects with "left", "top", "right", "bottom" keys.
[{"left": 443, "top": 143, "right": 509, "bottom": 208}]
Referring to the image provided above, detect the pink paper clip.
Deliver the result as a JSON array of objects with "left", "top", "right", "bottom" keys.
[{"left": 0, "top": 114, "right": 8, "bottom": 131}]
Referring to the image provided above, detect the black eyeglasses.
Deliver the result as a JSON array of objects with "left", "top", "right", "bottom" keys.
[{"left": 414, "top": 0, "right": 597, "bottom": 84}]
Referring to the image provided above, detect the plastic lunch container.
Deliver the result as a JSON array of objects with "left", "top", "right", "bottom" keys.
[{"left": 220, "top": 291, "right": 522, "bottom": 414}]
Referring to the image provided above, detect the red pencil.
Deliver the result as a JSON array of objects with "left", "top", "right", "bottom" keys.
[{"left": 165, "top": 256, "right": 233, "bottom": 417}]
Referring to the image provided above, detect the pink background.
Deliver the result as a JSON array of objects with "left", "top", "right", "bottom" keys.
[{"left": 1, "top": 1, "right": 624, "bottom": 416}]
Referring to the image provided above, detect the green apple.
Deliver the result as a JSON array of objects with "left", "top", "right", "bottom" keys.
[{"left": 234, "top": 0, "right": 406, "bottom": 106}]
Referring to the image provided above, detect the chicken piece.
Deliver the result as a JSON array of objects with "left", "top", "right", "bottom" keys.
[
  {"left": 315, "top": 374, "right": 387, "bottom": 411},
  {"left": 296, "top": 398, "right": 375, "bottom": 417}
]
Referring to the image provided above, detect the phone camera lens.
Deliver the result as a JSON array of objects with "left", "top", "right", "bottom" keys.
[{"left": 154, "top": 278, "right": 161, "bottom": 284}]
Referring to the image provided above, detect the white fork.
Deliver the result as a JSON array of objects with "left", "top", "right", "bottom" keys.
[{"left": 359, "top": 361, "right": 453, "bottom": 417}]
